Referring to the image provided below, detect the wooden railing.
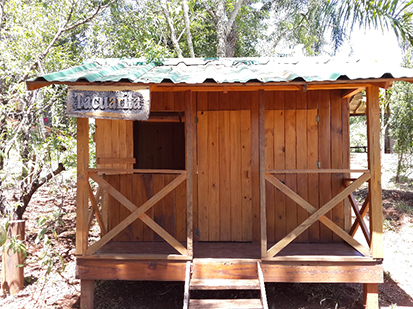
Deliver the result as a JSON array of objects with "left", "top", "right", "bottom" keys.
[
  {"left": 84, "top": 168, "right": 191, "bottom": 260},
  {"left": 344, "top": 179, "right": 371, "bottom": 246},
  {"left": 263, "top": 169, "right": 372, "bottom": 260}
]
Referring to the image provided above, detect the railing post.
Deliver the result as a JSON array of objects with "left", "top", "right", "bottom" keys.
[
  {"left": 259, "top": 90, "right": 267, "bottom": 258},
  {"left": 76, "top": 117, "right": 89, "bottom": 255},
  {"left": 366, "top": 86, "right": 383, "bottom": 259},
  {"left": 185, "top": 90, "right": 194, "bottom": 257}
]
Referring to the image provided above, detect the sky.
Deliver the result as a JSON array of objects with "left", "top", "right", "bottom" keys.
[{"left": 339, "top": 27, "right": 403, "bottom": 66}]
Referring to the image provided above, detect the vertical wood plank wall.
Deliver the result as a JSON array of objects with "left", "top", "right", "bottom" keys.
[
  {"left": 264, "top": 90, "right": 350, "bottom": 243},
  {"left": 94, "top": 90, "right": 350, "bottom": 244}
]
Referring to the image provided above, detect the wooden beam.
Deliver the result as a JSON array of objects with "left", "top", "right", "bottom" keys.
[
  {"left": 369, "top": 81, "right": 393, "bottom": 89},
  {"left": 78, "top": 254, "right": 192, "bottom": 260},
  {"left": 76, "top": 259, "right": 187, "bottom": 281},
  {"left": 152, "top": 85, "right": 301, "bottom": 92},
  {"left": 347, "top": 193, "right": 371, "bottom": 244},
  {"left": 353, "top": 99, "right": 364, "bottom": 115},
  {"left": 87, "top": 183, "right": 107, "bottom": 235},
  {"left": 183, "top": 261, "right": 191, "bottom": 309},
  {"left": 342, "top": 88, "right": 364, "bottom": 99},
  {"left": 27, "top": 78, "right": 413, "bottom": 92},
  {"left": 266, "top": 173, "right": 371, "bottom": 257},
  {"left": 349, "top": 192, "right": 370, "bottom": 236},
  {"left": 266, "top": 169, "right": 368, "bottom": 174},
  {"left": 88, "top": 168, "right": 186, "bottom": 175},
  {"left": 80, "top": 280, "right": 94, "bottom": 309},
  {"left": 261, "top": 263, "right": 383, "bottom": 283},
  {"left": 265, "top": 174, "right": 371, "bottom": 257},
  {"left": 364, "top": 283, "right": 379, "bottom": 309},
  {"left": 76, "top": 118, "right": 89, "bottom": 255},
  {"left": 185, "top": 90, "right": 194, "bottom": 257},
  {"left": 259, "top": 90, "right": 267, "bottom": 258},
  {"left": 366, "top": 86, "right": 383, "bottom": 259},
  {"left": 262, "top": 256, "right": 375, "bottom": 262},
  {"left": 257, "top": 262, "right": 268, "bottom": 309},
  {"left": 86, "top": 173, "right": 187, "bottom": 255},
  {"left": 87, "top": 186, "right": 102, "bottom": 232},
  {"left": 96, "top": 157, "right": 136, "bottom": 165}
]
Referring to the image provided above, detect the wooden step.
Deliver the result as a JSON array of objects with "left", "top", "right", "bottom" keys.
[
  {"left": 189, "top": 299, "right": 263, "bottom": 309},
  {"left": 190, "top": 279, "right": 260, "bottom": 290}
]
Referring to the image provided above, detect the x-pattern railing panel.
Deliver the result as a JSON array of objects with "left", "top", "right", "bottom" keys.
[
  {"left": 344, "top": 179, "right": 371, "bottom": 245},
  {"left": 264, "top": 171, "right": 371, "bottom": 259},
  {"left": 85, "top": 171, "right": 188, "bottom": 256}
]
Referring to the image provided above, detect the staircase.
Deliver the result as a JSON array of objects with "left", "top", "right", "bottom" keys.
[{"left": 183, "top": 261, "right": 268, "bottom": 309}]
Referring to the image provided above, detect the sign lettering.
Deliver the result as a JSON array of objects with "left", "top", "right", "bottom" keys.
[{"left": 67, "top": 88, "right": 150, "bottom": 120}]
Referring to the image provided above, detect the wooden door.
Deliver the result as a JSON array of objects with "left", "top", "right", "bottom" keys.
[{"left": 197, "top": 110, "right": 252, "bottom": 241}]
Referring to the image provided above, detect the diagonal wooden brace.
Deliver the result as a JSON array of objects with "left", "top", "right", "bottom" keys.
[
  {"left": 87, "top": 183, "right": 106, "bottom": 235},
  {"left": 87, "top": 186, "right": 102, "bottom": 232},
  {"left": 349, "top": 191, "right": 370, "bottom": 238},
  {"left": 347, "top": 190, "right": 371, "bottom": 245},
  {"left": 265, "top": 173, "right": 371, "bottom": 257},
  {"left": 86, "top": 172, "right": 187, "bottom": 255}
]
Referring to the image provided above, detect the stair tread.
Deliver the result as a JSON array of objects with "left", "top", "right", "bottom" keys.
[
  {"left": 189, "top": 299, "right": 262, "bottom": 309},
  {"left": 190, "top": 279, "right": 260, "bottom": 290}
]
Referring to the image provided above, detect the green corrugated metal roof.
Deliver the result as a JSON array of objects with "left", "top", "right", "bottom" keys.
[{"left": 28, "top": 57, "right": 413, "bottom": 86}]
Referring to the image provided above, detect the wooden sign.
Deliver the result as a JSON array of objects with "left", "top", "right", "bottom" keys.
[{"left": 67, "top": 88, "right": 150, "bottom": 120}]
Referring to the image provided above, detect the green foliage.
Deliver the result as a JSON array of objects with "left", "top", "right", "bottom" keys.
[
  {"left": 266, "top": 0, "right": 413, "bottom": 55},
  {"left": 34, "top": 210, "right": 66, "bottom": 275},
  {"left": 4, "top": 234, "right": 27, "bottom": 260},
  {"left": 349, "top": 115, "right": 367, "bottom": 149},
  {"left": 0, "top": 221, "right": 7, "bottom": 247},
  {"left": 0, "top": 0, "right": 110, "bottom": 218},
  {"left": 1, "top": 220, "right": 27, "bottom": 261},
  {"left": 389, "top": 49, "right": 413, "bottom": 181}
]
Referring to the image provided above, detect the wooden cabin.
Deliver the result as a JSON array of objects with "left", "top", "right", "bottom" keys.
[{"left": 27, "top": 58, "right": 413, "bottom": 309}]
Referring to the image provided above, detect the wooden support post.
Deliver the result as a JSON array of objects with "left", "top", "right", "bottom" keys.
[
  {"left": 366, "top": 86, "right": 383, "bottom": 258},
  {"left": 76, "top": 118, "right": 89, "bottom": 256},
  {"left": 80, "top": 280, "right": 94, "bottom": 309},
  {"left": 1, "top": 220, "right": 25, "bottom": 295},
  {"left": 259, "top": 90, "right": 267, "bottom": 258},
  {"left": 363, "top": 283, "right": 379, "bottom": 309},
  {"left": 185, "top": 90, "right": 194, "bottom": 257},
  {"left": 183, "top": 261, "right": 191, "bottom": 309}
]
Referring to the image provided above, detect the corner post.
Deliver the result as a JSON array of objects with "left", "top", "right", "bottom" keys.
[
  {"left": 366, "top": 86, "right": 383, "bottom": 259},
  {"left": 81, "top": 279, "right": 94, "bottom": 309},
  {"left": 363, "top": 283, "right": 379, "bottom": 309},
  {"left": 259, "top": 90, "right": 267, "bottom": 258},
  {"left": 76, "top": 117, "right": 89, "bottom": 256},
  {"left": 185, "top": 90, "right": 194, "bottom": 257}
]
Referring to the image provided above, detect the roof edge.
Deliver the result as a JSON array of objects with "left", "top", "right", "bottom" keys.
[{"left": 26, "top": 77, "right": 413, "bottom": 91}]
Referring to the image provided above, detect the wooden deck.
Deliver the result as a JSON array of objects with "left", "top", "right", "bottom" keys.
[
  {"left": 85, "top": 241, "right": 369, "bottom": 259},
  {"left": 76, "top": 241, "right": 383, "bottom": 284}
]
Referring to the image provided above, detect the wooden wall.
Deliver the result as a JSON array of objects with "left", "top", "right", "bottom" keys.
[
  {"left": 94, "top": 90, "right": 350, "bottom": 244},
  {"left": 264, "top": 90, "right": 350, "bottom": 243},
  {"left": 95, "top": 118, "right": 187, "bottom": 242}
]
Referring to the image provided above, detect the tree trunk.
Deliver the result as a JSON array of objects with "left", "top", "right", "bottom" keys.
[
  {"left": 226, "top": 27, "right": 237, "bottom": 57},
  {"left": 2, "top": 220, "right": 25, "bottom": 295},
  {"left": 14, "top": 162, "right": 65, "bottom": 219},
  {"left": 216, "top": 0, "right": 227, "bottom": 57},
  {"left": 182, "top": 0, "right": 195, "bottom": 58},
  {"left": 396, "top": 152, "right": 403, "bottom": 183},
  {"left": 160, "top": 0, "right": 183, "bottom": 58}
]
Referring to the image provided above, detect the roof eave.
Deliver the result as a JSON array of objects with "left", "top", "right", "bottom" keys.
[{"left": 25, "top": 77, "right": 413, "bottom": 91}]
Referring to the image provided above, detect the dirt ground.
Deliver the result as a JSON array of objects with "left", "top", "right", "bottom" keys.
[{"left": 1, "top": 153, "right": 413, "bottom": 309}]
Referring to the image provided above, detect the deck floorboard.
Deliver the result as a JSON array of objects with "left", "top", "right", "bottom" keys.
[{"left": 92, "top": 241, "right": 366, "bottom": 259}]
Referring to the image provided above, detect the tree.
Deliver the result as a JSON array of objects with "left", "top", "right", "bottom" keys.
[
  {"left": 0, "top": 0, "right": 114, "bottom": 219},
  {"left": 263, "top": 0, "right": 413, "bottom": 56},
  {"left": 389, "top": 50, "right": 413, "bottom": 182}
]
